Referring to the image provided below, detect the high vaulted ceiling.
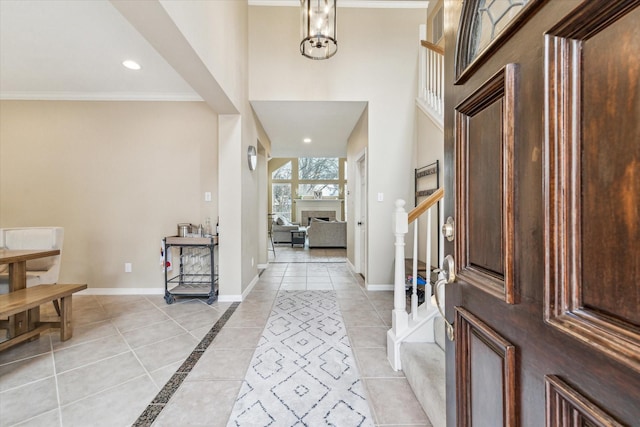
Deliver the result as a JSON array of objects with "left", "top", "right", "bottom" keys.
[{"left": 0, "top": 0, "right": 427, "bottom": 158}]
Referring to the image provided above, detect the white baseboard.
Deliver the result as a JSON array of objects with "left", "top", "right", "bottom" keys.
[
  {"left": 217, "top": 294, "right": 242, "bottom": 302},
  {"left": 366, "top": 284, "right": 394, "bottom": 291},
  {"left": 347, "top": 259, "right": 357, "bottom": 273},
  {"left": 79, "top": 288, "right": 164, "bottom": 295},
  {"left": 241, "top": 273, "right": 260, "bottom": 300},
  {"left": 257, "top": 263, "right": 269, "bottom": 269},
  {"left": 218, "top": 273, "right": 259, "bottom": 302}
]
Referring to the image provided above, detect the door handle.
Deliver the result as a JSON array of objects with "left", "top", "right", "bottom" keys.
[
  {"left": 357, "top": 221, "right": 363, "bottom": 226},
  {"left": 435, "top": 255, "right": 456, "bottom": 341}
]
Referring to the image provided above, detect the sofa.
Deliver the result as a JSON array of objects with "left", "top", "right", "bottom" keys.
[
  {"left": 271, "top": 216, "right": 300, "bottom": 244},
  {"left": 307, "top": 219, "right": 346, "bottom": 248}
]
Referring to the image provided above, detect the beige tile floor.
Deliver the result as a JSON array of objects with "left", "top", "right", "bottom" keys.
[{"left": 0, "top": 247, "right": 432, "bottom": 427}]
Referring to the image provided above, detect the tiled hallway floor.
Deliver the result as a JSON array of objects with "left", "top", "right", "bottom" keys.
[{"left": 0, "top": 248, "right": 431, "bottom": 426}]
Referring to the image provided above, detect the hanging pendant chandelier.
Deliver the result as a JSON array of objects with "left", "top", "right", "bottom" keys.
[{"left": 300, "top": 0, "right": 337, "bottom": 60}]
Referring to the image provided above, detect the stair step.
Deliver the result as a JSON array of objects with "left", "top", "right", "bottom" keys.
[{"left": 400, "top": 342, "right": 445, "bottom": 427}]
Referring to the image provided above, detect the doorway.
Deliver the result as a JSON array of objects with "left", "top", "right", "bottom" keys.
[{"left": 354, "top": 149, "right": 367, "bottom": 279}]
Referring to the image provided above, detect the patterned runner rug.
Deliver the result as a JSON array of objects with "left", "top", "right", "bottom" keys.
[{"left": 227, "top": 291, "right": 374, "bottom": 427}]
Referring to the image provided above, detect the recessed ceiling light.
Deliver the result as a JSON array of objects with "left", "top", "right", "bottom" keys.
[
  {"left": 303, "top": 138, "right": 312, "bottom": 143},
  {"left": 122, "top": 60, "right": 141, "bottom": 71}
]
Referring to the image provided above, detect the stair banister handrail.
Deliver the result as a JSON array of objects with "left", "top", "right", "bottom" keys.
[
  {"left": 408, "top": 187, "right": 444, "bottom": 223},
  {"left": 388, "top": 188, "right": 445, "bottom": 370},
  {"left": 420, "top": 40, "right": 444, "bottom": 55},
  {"left": 418, "top": 39, "right": 444, "bottom": 126}
]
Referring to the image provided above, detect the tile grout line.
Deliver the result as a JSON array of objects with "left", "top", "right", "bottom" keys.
[
  {"left": 49, "top": 333, "right": 64, "bottom": 427},
  {"left": 131, "top": 302, "right": 240, "bottom": 427}
]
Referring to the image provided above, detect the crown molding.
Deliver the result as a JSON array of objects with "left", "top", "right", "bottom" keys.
[
  {"left": 0, "top": 92, "right": 203, "bottom": 102},
  {"left": 249, "top": 0, "right": 429, "bottom": 8}
]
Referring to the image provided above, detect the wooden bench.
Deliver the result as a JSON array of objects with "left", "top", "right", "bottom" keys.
[{"left": 0, "top": 284, "right": 87, "bottom": 351}]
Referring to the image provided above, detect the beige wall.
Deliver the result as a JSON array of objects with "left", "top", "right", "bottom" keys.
[
  {"left": 160, "top": 1, "right": 264, "bottom": 298},
  {"left": 0, "top": 100, "right": 218, "bottom": 291},
  {"left": 249, "top": 6, "right": 423, "bottom": 286}
]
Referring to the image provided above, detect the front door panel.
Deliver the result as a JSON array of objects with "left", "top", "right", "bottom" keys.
[
  {"left": 544, "top": 0, "right": 640, "bottom": 374},
  {"left": 455, "top": 64, "right": 516, "bottom": 304},
  {"left": 444, "top": 0, "right": 640, "bottom": 426}
]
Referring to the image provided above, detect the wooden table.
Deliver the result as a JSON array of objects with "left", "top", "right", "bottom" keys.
[{"left": 0, "top": 249, "right": 60, "bottom": 337}]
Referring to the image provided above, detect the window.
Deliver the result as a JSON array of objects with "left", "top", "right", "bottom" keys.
[
  {"left": 272, "top": 161, "right": 292, "bottom": 180},
  {"left": 298, "top": 157, "right": 339, "bottom": 180},
  {"left": 269, "top": 157, "right": 347, "bottom": 223},
  {"left": 272, "top": 184, "right": 292, "bottom": 221},
  {"left": 271, "top": 162, "right": 293, "bottom": 219}
]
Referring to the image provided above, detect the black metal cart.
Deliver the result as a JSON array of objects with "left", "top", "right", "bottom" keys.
[{"left": 163, "top": 235, "right": 218, "bottom": 304}]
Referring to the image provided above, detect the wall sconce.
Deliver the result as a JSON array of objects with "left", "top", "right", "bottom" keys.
[{"left": 247, "top": 146, "right": 257, "bottom": 171}]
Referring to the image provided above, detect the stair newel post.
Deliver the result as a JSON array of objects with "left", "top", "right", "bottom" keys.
[{"left": 392, "top": 199, "right": 409, "bottom": 335}]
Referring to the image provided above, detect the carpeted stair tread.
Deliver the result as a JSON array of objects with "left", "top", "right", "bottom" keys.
[{"left": 400, "top": 341, "right": 445, "bottom": 427}]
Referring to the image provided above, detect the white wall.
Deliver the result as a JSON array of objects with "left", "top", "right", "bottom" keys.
[
  {"left": 415, "top": 107, "right": 445, "bottom": 269},
  {"left": 159, "top": 0, "right": 247, "bottom": 112},
  {"left": 249, "top": 6, "right": 425, "bottom": 286}
]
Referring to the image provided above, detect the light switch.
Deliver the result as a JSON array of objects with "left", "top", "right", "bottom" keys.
[
  {"left": 204, "top": 192, "right": 212, "bottom": 202},
  {"left": 377, "top": 192, "right": 384, "bottom": 202}
]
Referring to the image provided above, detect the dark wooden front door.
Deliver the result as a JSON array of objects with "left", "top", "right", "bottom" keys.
[{"left": 443, "top": 1, "right": 640, "bottom": 425}]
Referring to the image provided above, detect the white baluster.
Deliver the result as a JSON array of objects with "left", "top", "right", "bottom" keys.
[
  {"left": 439, "top": 54, "right": 444, "bottom": 115},
  {"left": 425, "top": 207, "right": 432, "bottom": 308},
  {"left": 412, "top": 222, "right": 418, "bottom": 320},
  {"left": 435, "top": 55, "right": 440, "bottom": 115},
  {"left": 392, "top": 199, "right": 409, "bottom": 335},
  {"left": 429, "top": 51, "right": 435, "bottom": 107}
]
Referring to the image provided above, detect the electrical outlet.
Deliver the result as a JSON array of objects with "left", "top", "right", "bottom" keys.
[
  {"left": 125, "top": 263, "right": 132, "bottom": 273},
  {"left": 204, "top": 192, "right": 212, "bottom": 202},
  {"left": 377, "top": 192, "right": 384, "bottom": 202}
]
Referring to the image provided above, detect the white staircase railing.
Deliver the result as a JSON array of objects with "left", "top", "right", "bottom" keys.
[
  {"left": 417, "top": 31, "right": 444, "bottom": 129},
  {"left": 387, "top": 188, "right": 444, "bottom": 371}
]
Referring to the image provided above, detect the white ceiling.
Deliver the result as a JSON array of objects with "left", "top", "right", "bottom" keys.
[
  {"left": 0, "top": 0, "right": 425, "bottom": 157},
  {"left": 252, "top": 101, "right": 367, "bottom": 157},
  {"left": 0, "top": 0, "right": 199, "bottom": 100}
]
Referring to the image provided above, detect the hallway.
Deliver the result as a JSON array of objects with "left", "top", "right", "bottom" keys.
[{"left": 0, "top": 248, "right": 431, "bottom": 426}]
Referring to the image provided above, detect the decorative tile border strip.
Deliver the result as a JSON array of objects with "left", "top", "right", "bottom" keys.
[{"left": 133, "top": 302, "right": 240, "bottom": 427}]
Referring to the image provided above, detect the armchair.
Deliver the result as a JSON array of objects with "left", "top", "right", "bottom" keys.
[{"left": 271, "top": 216, "right": 300, "bottom": 244}]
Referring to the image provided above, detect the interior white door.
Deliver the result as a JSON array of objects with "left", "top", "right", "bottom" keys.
[{"left": 356, "top": 152, "right": 367, "bottom": 278}]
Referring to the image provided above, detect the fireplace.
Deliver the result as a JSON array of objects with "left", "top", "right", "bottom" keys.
[
  {"left": 300, "top": 210, "right": 337, "bottom": 227},
  {"left": 308, "top": 217, "right": 331, "bottom": 225},
  {"left": 295, "top": 199, "right": 343, "bottom": 225}
]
